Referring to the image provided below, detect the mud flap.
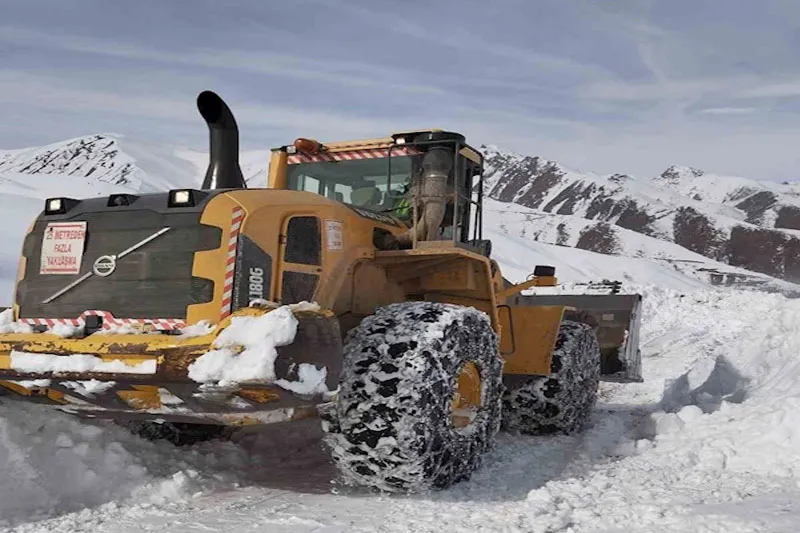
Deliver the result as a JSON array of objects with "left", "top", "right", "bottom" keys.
[{"left": 508, "top": 293, "right": 644, "bottom": 383}]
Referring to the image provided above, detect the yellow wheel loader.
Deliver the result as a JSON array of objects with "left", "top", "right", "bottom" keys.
[{"left": 0, "top": 91, "right": 642, "bottom": 492}]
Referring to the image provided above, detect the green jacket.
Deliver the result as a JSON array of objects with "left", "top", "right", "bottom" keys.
[{"left": 394, "top": 195, "right": 412, "bottom": 220}]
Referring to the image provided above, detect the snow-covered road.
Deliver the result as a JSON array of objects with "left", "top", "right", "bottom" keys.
[{"left": 3, "top": 285, "right": 800, "bottom": 532}]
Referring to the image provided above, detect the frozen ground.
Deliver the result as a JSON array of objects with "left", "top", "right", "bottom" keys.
[{"left": 3, "top": 285, "right": 800, "bottom": 532}]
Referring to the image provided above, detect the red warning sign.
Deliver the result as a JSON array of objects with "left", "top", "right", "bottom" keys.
[{"left": 40, "top": 222, "right": 87, "bottom": 275}]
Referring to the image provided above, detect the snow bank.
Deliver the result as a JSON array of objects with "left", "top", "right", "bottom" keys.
[
  {"left": 510, "top": 286, "right": 800, "bottom": 531},
  {"left": 640, "top": 289, "right": 800, "bottom": 479},
  {"left": 0, "top": 402, "right": 204, "bottom": 528}
]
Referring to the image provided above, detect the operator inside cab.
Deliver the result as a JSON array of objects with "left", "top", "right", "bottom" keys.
[{"left": 393, "top": 145, "right": 455, "bottom": 248}]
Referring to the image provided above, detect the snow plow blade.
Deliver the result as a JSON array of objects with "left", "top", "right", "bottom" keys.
[
  {"left": 513, "top": 293, "right": 643, "bottom": 383},
  {"left": 0, "top": 308, "right": 343, "bottom": 427}
]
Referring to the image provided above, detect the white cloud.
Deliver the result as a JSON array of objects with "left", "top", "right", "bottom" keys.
[
  {"left": 3, "top": 1, "right": 800, "bottom": 180},
  {"left": 304, "top": 0, "right": 614, "bottom": 79},
  {"left": 696, "top": 107, "right": 758, "bottom": 115},
  {"left": 0, "top": 26, "right": 443, "bottom": 95}
]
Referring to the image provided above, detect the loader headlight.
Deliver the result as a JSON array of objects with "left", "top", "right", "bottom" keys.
[
  {"left": 168, "top": 189, "right": 195, "bottom": 207},
  {"left": 47, "top": 198, "right": 63, "bottom": 213},
  {"left": 167, "top": 189, "right": 208, "bottom": 208},
  {"left": 44, "top": 197, "right": 79, "bottom": 215}
]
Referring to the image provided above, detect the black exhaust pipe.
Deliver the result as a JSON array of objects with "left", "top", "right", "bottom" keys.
[{"left": 197, "top": 90, "right": 247, "bottom": 190}]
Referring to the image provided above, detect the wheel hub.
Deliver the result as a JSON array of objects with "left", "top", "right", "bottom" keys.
[{"left": 451, "top": 361, "right": 482, "bottom": 429}]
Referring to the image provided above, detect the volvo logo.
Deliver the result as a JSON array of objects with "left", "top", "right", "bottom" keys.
[{"left": 92, "top": 255, "right": 117, "bottom": 277}]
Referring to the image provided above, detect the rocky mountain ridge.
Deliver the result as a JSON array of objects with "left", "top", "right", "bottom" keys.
[
  {"left": 3, "top": 133, "right": 799, "bottom": 284},
  {"left": 480, "top": 145, "right": 800, "bottom": 283}
]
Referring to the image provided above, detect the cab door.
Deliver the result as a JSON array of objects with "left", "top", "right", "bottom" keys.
[{"left": 276, "top": 215, "right": 323, "bottom": 304}]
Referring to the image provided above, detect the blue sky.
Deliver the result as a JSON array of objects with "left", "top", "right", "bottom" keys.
[{"left": 3, "top": 0, "right": 800, "bottom": 180}]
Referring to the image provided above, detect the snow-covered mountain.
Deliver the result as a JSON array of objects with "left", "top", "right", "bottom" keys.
[
  {"left": 0, "top": 135, "right": 274, "bottom": 297},
  {"left": 482, "top": 145, "right": 800, "bottom": 284},
  {"left": 1, "top": 134, "right": 799, "bottom": 301},
  {"left": 0, "top": 134, "right": 196, "bottom": 192},
  {"left": 0, "top": 134, "right": 271, "bottom": 194}
]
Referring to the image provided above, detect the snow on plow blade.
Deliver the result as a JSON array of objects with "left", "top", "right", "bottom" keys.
[
  {"left": 0, "top": 307, "right": 343, "bottom": 426},
  {"left": 515, "top": 293, "right": 643, "bottom": 383}
]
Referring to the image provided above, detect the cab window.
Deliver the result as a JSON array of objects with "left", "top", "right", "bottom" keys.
[{"left": 286, "top": 154, "right": 417, "bottom": 212}]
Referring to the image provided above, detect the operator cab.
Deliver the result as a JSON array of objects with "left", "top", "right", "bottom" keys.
[{"left": 270, "top": 130, "right": 488, "bottom": 254}]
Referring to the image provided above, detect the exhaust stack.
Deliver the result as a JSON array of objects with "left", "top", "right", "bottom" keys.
[{"left": 197, "top": 90, "right": 246, "bottom": 190}]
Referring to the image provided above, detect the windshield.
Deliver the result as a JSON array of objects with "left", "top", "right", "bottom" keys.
[{"left": 286, "top": 155, "right": 418, "bottom": 214}]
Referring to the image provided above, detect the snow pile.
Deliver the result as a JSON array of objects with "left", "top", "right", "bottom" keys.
[
  {"left": 177, "top": 320, "right": 216, "bottom": 338},
  {"left": 508, "top": 286, "right": 800, "bottom": 531},
  {"left": 188, "top": 306, "right": 329, "bottom": 395},
  {"left": 61, "top": 380, "right": 116, "bottom": 397},
  {"left": 188, "top": 306, "right": 298, "bottom": 386},
  {"left": 48, "top": 323, "right": 83, "bottom": 338}
]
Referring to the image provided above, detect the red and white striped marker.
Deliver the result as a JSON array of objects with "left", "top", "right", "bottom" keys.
[
  {"left": 220, "top": 205, "right": 245, "bottom": 319},
  {"left": 287, "top": 146, "right": 421, "bottom": 165},
  {"left": 20, "top": 311, "right": 186, "bottom": 331}
]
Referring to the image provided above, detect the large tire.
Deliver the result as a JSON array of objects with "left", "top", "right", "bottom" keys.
[
  {"left": 501, "top": 320, "right": 600, "bottom": 435},
  {"left": 319, "top": 301, "right": 504, "bottom": 493}
]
